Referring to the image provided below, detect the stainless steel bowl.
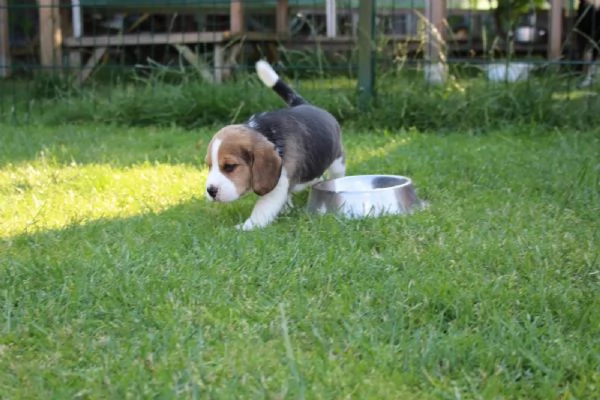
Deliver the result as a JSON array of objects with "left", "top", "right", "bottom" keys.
[{"left": 306, "top": 174, "right": 426, "bottom": 219}]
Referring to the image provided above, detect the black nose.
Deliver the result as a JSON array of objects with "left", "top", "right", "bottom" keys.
[{"left": 207, "top": 185, "right": 218, "bottom": 198}]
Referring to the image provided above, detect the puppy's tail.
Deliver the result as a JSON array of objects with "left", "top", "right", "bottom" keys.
[{"left": 255, "top": 60, "right": 308, "bottom": 107}]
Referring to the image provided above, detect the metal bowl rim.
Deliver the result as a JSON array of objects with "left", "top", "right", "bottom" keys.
[{"left": 311, "top": 174, "right": 414, "bottom": 194}]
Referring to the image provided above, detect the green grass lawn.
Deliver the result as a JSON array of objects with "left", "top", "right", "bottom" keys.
[{"left": 1, "top": 122, "right": 599, "bottom": 399}]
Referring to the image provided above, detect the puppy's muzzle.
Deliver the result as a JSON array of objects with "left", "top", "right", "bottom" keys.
[{"left": 206, "top": 185, "right": 218, "bottom": 199}]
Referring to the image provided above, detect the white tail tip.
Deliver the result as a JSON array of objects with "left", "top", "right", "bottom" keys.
[{"left": 255, "top": 60, "right": 279, "bottom": 88}]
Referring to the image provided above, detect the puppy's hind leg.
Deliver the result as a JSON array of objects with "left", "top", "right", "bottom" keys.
[
  {"left": 236, "top": 172, "right": 290, "bottom": 231},
  {"left": 327, "top": 155, "right": 346, "bottom": 179}
]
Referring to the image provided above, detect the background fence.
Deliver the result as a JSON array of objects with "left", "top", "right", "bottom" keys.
[{"left": 0, "top": 0, "right": 598, "bottom": 129}]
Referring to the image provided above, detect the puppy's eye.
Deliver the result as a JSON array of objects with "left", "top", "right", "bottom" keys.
[{"left": 223, "top": 163, "right": 238, "bottom": 173}]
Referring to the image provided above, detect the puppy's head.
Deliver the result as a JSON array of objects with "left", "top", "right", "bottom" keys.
[{"left": 204, "top": 125, "right": 283, "bottom": 202}]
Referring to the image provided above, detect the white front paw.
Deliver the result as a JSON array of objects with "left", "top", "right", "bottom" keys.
[{"left": 236, "top": 219, "right": 259, "bottom": 231}]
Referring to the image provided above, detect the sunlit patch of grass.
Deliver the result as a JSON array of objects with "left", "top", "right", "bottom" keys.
[
  {"left": 0, "top": 123, "right": 211, "bottom": 238},
  {"left": 300, "top": 77, "right": 358, "bottom": 90},
  {"left": 552, "top": 89, "right": 599, "bottom": 100},
  {"left": 0, "top": 162, "right": 204, "bottom": 238},
  {"left": 345, "top": 134, "right": 413, "bottom": 167}
]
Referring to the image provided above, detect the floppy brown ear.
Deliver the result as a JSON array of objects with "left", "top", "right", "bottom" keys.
[{"left": 251, "top": 138, "right": 283, "bottom": 196}]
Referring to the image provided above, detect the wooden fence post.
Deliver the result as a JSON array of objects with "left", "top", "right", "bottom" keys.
[
  {"left": 38, "top": 0, "right": 63, "bottom": 74},
  {"left": 549, "top": 0, "right": 563, "bottom": 61},
  {"left": 425, "top": 0, "right": 447, "bottom": 63},
  {"left": 276, "top": 0, "right": 288, "bottom": 34},
  {"left": 0, "top": 0, "right": 10, "bottom": 78},
  {"left": 423, "top": 0, "right": 447, "bottom": 84},
  {"left": 230, "top": 0, "right": 244, "bottom": 33}
]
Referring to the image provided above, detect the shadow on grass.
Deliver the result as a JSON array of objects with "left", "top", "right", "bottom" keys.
[
  {"left": 0, "top": 121, "right": 419, "bottom": 171},
  {"left": 0, "top": 184, "right": 422, "bottom": 303},
  {"left": 0, "top": 123, "right": 214, "bottom": 168}
]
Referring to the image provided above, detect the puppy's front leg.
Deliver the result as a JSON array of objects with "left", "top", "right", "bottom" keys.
[{"left": 237, "top": 174, "right": 290, "bottom": 231}]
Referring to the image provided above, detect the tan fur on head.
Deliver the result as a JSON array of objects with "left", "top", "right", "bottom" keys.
[{"left": 205, "top": 125, "right": 283, "bottom": 201}]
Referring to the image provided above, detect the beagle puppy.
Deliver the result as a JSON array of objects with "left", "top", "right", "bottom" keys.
[{"left": 204, "top": 60, "right": 346, "bottom": 230}]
